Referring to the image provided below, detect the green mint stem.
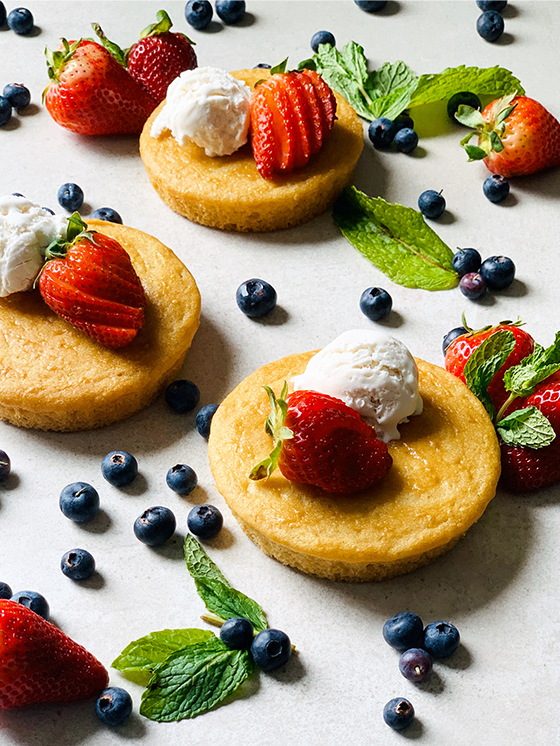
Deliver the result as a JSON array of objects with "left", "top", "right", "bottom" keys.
[
  {"left": 200, "top": 612, "right": 226, "bottom": 628},
  {"left": 358, "top": 84, "right": 373, "bottom": 107},
  {"left": 495, "top": 392, "right": 518, "bottom": 424}
]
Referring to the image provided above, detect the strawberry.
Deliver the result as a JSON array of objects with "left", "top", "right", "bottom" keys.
[
  {"left": 445, "top": 319, "right": 534, "bottom": 410},
  {"left": 38, "top": 213, "right": 147, "bottom": 349},
  {"left": 457, "top": 93, "right": 560, "bottom": 177},
  {"left": 500, "top": 371, "right": 560, "bottom": 491},
  {"left": 250, "top": 66, "right": 337, "bottom": 179},
  {"left": 0, "top": 599, "right": 108, "bottom": 710},
  {"left": 44, "top": 39, "right": 156, "bottom": 136},
  {"left": 250, "top": 384, "right": 392, "bottom": 494},
  {"left": 93, "top": 11, "right": 197, "bottom": 105}
]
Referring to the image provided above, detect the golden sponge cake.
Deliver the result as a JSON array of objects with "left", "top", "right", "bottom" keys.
[
  {"left": 140, "top": 69, "right": 364, "bottom": 232},
  {"left": 0, "top": 220, "right": 201, "bottom": 432},
  {"left": 208, "top": 352, "right": 501, "bottom": 581}
]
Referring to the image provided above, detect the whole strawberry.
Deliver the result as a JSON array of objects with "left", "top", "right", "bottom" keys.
[
  {"left": 44, "top": 39, "right": 156, "bottom": 135},
  {"left": 0, "top": 599, "right": 108, "bottom": 709},
  {"left": 250, "top": 384, "right": 392, "bottom": 494},
  {"left": 445, "top": 320, "right": 534, "bottom": 410},
  {"left": 250, "top": 65, "right": 337, "bottom": 179},
  {"left": 457, "top": 93, "right": 560, "bottom": 177},
  {"left": 38, "top": 213, "right": 147, "bottom": 349}
]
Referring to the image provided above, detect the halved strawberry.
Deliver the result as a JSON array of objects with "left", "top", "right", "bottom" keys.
[{"left": 38, "top": 214, "right": 147, "bottom": 349}]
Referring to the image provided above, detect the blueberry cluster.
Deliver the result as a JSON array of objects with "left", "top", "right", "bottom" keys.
[
  {"left": 368, "top": 113, "right": 419, "bottom": 155},
  {"left": 476, "top": 1, "right": 507, "bottom": 42},
  {"left": 382, "top": 611, "right": 461, "bottom": 730},
  {"left": 0, "top": 583, "right": 50, "bottom": 620},
  {"left": 185, "top": 0, "right": 246, "bottom": 30},
  {"left": 1, "top": 4, "right": 34, "bottom": 35},
  {"left": 0, "top": 82, "right": 31, "bottom": 127},
  {"left": 220, "top": 618, "right": 291, "bottom": 671},
  {"left": 452, "top": 248, "right": 516, "bottom": 300},
  {"left": 55, "top": 181, "right": 123, "bottom": 223}
]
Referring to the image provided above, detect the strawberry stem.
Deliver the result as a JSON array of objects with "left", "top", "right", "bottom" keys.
[
  {"left": 249, "top": 382, "right": 293, "bottom": 481},
  {"left": 91, "top": 23, "right": 128, "bottom": 67}
]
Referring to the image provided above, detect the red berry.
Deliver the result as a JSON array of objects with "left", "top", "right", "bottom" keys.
[
  {"left": 0, "top": 600, "right": 108, "bottom": 710},
  {"left": 445, "top": 323, "right": 534, "bottom": 410}
]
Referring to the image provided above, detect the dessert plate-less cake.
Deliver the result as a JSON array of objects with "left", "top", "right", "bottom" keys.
[
  {"left": 139, "top": 69, "right": 364, "bottom": 232},
  {"left": 0, "top": 220, "right": 201, "bottom": 432},
  {"left": 208, "top": 350, "right": 501, "bottom": 581}
]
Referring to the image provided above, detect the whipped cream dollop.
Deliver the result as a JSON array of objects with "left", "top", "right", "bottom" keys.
[
  {"left": 0, "top": 195, "right": 67, "bottom": 297},
  {"left": 292, "top": 329, "right": 423, "bottom": 443},
  {"left": 150, "top": 67, "right": 252, "bottom": 157}
]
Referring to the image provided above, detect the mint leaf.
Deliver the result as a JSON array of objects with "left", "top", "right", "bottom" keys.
[
  {"left": 184, "top": 535, "right": 268, "bottom": 632},
  {"left": 496, "top": 406, "right": 556, "bottom": 449},
  {"left": 333, "top": 187, "right": 458, "bottom": 291},
  {"left": 503, "top": 332, "right": 560, "bottom": 397},
  {"left": 140, "top": 638, "right": 254, "bottom": 722},
  {"left": 408, "top": 65, "right": 524, "bottom": 108},
  {"left": 194, "top": 577, "right": 268, "bottom": 633},
  {"left": 112, "top": 629, "right": 214, "bottom": 686},
  {"left": 462, "top": 330, "right": 516, "bottom": 418},
  {"left": 313, "top": 42, "right": 374, "bottom": 120},
  {"left": 365, "top": 60, "right": 418, "bottom": 120}
]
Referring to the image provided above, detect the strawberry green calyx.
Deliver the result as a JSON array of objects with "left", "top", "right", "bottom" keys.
[
  {"left": 44, "top": 39, "right": 81, "bottom": 89},
  {"left": 456, "top": 92, "right": 518, "bottom": 161},
  {"left": 249, "top": 382, "right": 294, "bottom": 481},
  {"left": 460, "top": 312, "right": 524, "bottom": 339},
  {"left": 43, "top": 212, "right": 95, "bottom": 261},
  {"left": 139, "top": 10, "right": 194, "bottom": 44},
  {"left": 91, "top": 23, "right": 128, "bottom": 67}
]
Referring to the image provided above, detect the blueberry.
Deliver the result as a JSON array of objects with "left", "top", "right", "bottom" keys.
[
  {"left": 0, "top": 582, "right": 12, "bottom": 599},
  {"left": 188, "top": 504, "right": 223, "bottom": 539},
  {"left": 477, "top": 10, "right": 505, "bottom": 41},
  {"left": 95, "top": 687, "right": 133, "bottom": 726},
  {"left": 2, "top": 83, "right": 30, "bottom": 110},
  {"left": 11, "top": 590, "right": 49, "bottom": 620},
  {"left": 480, "top": 255, "right": 515, "bottom": 290},
  {"left": 185, "top": 0, "right": 213, "bottom": 29},
  {"left": 0, "top": 97, "right": 12, "bottom": 127},
  {"left": 165, "top": 379, "right": 200, "bottom": 413},
  {"left": 91, "top": 207, "right": 122, "bottom": 223},
  {"left": 59, "top": 481, "right": 100, "bottom": 522},
  {"left": 57, "top": 183, "right": 84, "bottom": 212},
  {"left": 11, "top": 193, "right": 25, "bottom": 197},
  {"left": 418, "top": 189, "right": 446, "bottom": 219},
  {"left": 0, "top": 2, "right": 5, "bottom": 26},
  {"left": 0, "top": 449, "right": 10, "bottom": 482},
  {"left": 359, "top": 287, "right": 392, "bottom": 321},
  {"left": 394, "top": 127, "right": 418, "bottom": 153},
  {"left": 394, "top": 113, "right": 414, "bottom": 132},
  {"left": 423, "top": 621, "right": 460, "bottom": 658},
  {"left": 368, "top": 117, "right": 396, "bottom": 149},
  {"left": 452, "top": 247, "right": 482, "bottom": 276},
  {"left": 447, "top": 91, "right": 482, "bottom": 121},
  {"left": 101, "top": 451, "right": 138, "bottom": 487},
  {"left": 399, "top": 647, "right": 433, "bottom": 683},
  {"left": 310, "top": 30, "right": 335, "bottom": 52},
  {"left": 476, "top": 0, "right": 507, "bottom": 10},
  {"left": 236, "top": 278, "right": 277, "bottom": 318},
  {"left": 61, "top": 548, "right": 96, "bottom": 581},
  {"left": 7, "top": 7, "right": 33, "bottom": 34},
  {"left": 253, "top": 63, "right": 271, "bottom": 69},
  {"left": 354, "top": 0, "right": 387, "bottom": 10},
  {"left": 442, "top": 326, "right": 467, "bottom": 355},
  {"left": 220, "top": 617, "right": 254, "bottom": 650},
  {"left": 166, "top": 464, "right": 198, "bottom": 495},
  {"left": 383, "top": 611, "right": 424, "bottom": 651},
  {"left": 383, "top": 698, "right": 415, "bottom": 730},
  {"left": 196, "top": 404, "right": 219, "bottom": 439},
  {"left": 251, "top": 629, "right": 291, "bottom": 671},
  {"left": 483, "top": 174, "right": 510, "bottom": 203},
  {"left": 42, "top": 207, "right": 55, "bottom": 215},
  {"left": 215, "top": 0, "right": 246, "bottom": 24},
  {"left": 134, "top": 506, "right": 176, "bottom": 546},
  {"left": 459, "top": 272, "right": 487, "bottom": 299}
]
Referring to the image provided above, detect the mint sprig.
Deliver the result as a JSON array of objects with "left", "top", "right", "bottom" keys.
[
  {"left": 462, "top": 330, "right": 516, "bottom": 419},
  {"left": 114, "top": 537, "right": 284, "bottom": 722},
  {"left": 333, "top": 187, "right": 458, "bottom": 291},
  {"left": 302, "top": 42, "right": 523, "bottom": 122},
  {"left": 503, "top": 333, "right": 560, "bottom": 399},
  {"left": 496, "top": 407, "right": 556, "bottom": 450}
]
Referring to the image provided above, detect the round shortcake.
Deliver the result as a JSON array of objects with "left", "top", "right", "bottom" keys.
[
  {"left": 139, "top": 69, "right": 364, "bottom": 232},
  {"left": 208, "top": 352, "right": 501, "bottom": 582},
  {"left": 0, "top": 220, "right": 201, "bottom": 432}
]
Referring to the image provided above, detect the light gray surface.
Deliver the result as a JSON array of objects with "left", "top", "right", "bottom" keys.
[{"left": 0, "top": 1, "right": 559, "bottom": 744}]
